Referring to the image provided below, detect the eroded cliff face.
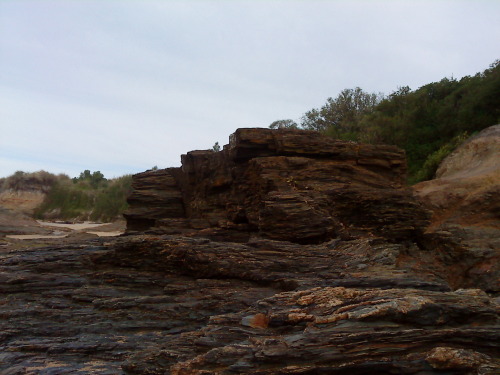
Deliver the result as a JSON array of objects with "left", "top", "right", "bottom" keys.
[
  {"left": 414, "top": 125, "right": 500, "bottom": 229},
  {"left": 125, "top": 128, "right": 429, "bottom": 243},
  {"left": 414, "top": 125, "right": 500, "bottom": 293},
  {"left": 1, "top": 128, "right": 499, "bottom": 374}
]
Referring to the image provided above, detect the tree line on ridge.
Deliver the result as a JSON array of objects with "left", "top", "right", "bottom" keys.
[{"left": 270, "top": 60, "right": 499, "bottom": 183}]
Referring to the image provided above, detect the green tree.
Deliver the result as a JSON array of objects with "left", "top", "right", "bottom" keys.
[
  {"left": 79, "top": 170, "right": 92, "bottom": 180},
  {"left": 265, "top": 60, "right": 499, "bottom": 183},
  {"left": 359, "top": 60, "right": 499, "bottom": 181},
  {"left": 212, "top": 142, "right": 221, "bottom": 152},
  {"left": 73, "top": 170, "right": 107, "bottom": 188},
  {"left": 269, "top": 119, "right": 299, "bottom": 129},
  {"left": 301, "top": 87, "right": 382, "bottom": 138},
  {"left": 90, "top": 171, "right": 106, "bottom": 188}
]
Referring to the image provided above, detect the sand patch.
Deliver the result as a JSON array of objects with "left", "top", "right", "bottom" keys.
[
  {"left": 7, "top": 234, "right": 68, "bottom": 240},
  {"left": 37, "top": 221, "right": 111, "bottom": 230},
  {"left": 87, "top": 231, "right": 123, "bottom": 237}
]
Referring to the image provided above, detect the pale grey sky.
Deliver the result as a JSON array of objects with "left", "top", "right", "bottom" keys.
[{"left": 1, "top": 0, "right": 499, "bottom": 178}]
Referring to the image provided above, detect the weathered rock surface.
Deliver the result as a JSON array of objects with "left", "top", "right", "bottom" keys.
[
  {"left": 124, "top": 169, "right": 187, "bottom": 233},
  {"left": 414, "top": 124, "right": 500, "bottom": 229},
  {"left": 414, "top": 125, "right": 500, "bottom": 293},
  {"left": 1, "top": 234, "right": 498, "bottom": 374},
  {"left": 125, "top": 128, "right": 429, "bottom": 243},
  {"left": 1, "top": 128, "right": 499, "bottom": 374},
  {"left": 171, "top": 287, "right": 499, "bottom": 375},
  {"left": 0, "top": 207, "right": 51, "bottom": 237}
]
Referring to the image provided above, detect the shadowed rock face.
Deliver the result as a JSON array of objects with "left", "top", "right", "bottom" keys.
[
  {"left": 125, "top": 128, "right": 429, "bottom": 243},
  {"left": 1, "top": 128, "right": 499, "bottom": 374}
]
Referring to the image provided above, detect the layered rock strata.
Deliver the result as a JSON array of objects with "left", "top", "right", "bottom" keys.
[
  {"left": 2, "top": 128, "right": 499, "bottom": 374},
  {"left": 1, "top": 234, "right": 498, "bottom": 374},
  {"left": 125, "top": 128, "right": 429, "bottom": 243},
  {"left": 124, "top": 168, "right": 187, "bottom": 232}
]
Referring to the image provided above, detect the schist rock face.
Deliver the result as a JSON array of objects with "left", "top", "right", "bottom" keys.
[
  {"left": 124, "top": 128, "right": 429, "bottom": 243},
  {"left": 2, "top": 128, "right": 498, "bottom": 374}
]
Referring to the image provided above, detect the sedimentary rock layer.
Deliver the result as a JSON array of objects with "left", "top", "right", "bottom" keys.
[
  {"left": 1, "top": 235, "right": 498, "bottom": 374},
  {"left": 2, "top": 128, "right": 499, "bottom": 374},
  {"left": 125, "top": 128, "right": 429, "bottom": 243}
]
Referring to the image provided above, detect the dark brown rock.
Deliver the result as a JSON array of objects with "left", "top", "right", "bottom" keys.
[
  {"left": 2, "top": 128, "right": 498, "bottom": 374},
  {"left": 124, "top": 168, "right": 187, "bottom": 232},
  {"left": 125, "top": 128, "right": 429, "bottom": 243},
  {"left": 170, "top": 287, "right": 500, "bottom": 375},
  {"left": 1, "top": 233, "right": 499, "bottom": 374}
]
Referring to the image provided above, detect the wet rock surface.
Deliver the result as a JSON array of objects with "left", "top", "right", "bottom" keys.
[{"left": 1, "top": 128, "right": 499, "bottom": 374}]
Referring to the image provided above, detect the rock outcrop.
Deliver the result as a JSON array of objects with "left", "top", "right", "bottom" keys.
[
  {"left": 1, "top": 128, "right": 499, "bottom": 374},
  {"left": 125, "top": 128, "right": 429, "bottom": 243},
  {"left": 124, "top": 168, "right": 187, "bottom": 232},
  {"left": 1, "top": 233, "right": 498, "bottom": 374}
]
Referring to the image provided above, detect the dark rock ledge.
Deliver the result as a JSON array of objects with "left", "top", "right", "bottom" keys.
[{"left": 1, "top": 128, "right": 498, "bottom": 374}]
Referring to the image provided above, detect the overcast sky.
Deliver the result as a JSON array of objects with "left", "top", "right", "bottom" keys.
[{"left": 1, "top": 0, "right": 499, "bottom": 178}]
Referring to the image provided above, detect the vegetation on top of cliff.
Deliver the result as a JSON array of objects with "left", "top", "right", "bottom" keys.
[
  {"left": 269, "top": 119, "right": 299, "bottom": 129},
  {"left": 271, "top": 60, "right": 500, "bottom": 183}
]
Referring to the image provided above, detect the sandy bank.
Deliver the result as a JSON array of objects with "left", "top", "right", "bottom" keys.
[{"left": 36, "top": 221, "right": 111, "bottom": 230}]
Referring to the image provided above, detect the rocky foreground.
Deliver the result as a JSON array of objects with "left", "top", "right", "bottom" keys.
[{"left": 1, "top": 128, "right": 499, "bottom": 374}]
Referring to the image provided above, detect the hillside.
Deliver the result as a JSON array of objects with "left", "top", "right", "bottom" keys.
[
  {"left": 0, "top": 170, "right": 132, "bottom": 224},
  {"left": 414, "top": 124, "right": 500, "bottom": 229},
  {"left": 0, "top": 171, "right": 56, "bottom": 236},
  {"left": 0, "top": 170, "right": 56, "bottom": 214}
]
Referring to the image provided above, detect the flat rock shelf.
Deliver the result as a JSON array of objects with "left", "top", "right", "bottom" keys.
[{"left": 1, "top": 235, "right": 499, "bottom": 374}]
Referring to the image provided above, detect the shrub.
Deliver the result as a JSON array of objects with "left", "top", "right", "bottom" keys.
[
  {"left": 34, "top": 173, "right": 132, "bottom": 221},
  {"left": 90, "top": 175, "right": 132, "bottom": 221},
  {"left": 1, "top": 170, "right": 60, "bottom": 192},
  {"left": 410, "top": 132, "right": 469, "bottom": 184}
]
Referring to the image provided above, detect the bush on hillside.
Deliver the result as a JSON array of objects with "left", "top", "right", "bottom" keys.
[
  {"left": 34, "top": 172, "right": 132, "bottom": 222},
  {"left": 409, "top": 132, "right": 469, "bottom": 184},
  {"left": 90, "top": 175, "right": 132, "bottom": 221},
  {"left": 1, "top": 170, "right": 63, "bottom": 193}
]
